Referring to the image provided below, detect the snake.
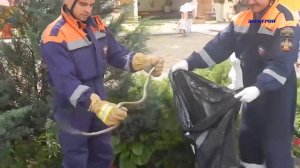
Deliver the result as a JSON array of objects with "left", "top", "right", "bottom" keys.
[{"left": 61, "top": 67, "right": 155, "bottom": 136}]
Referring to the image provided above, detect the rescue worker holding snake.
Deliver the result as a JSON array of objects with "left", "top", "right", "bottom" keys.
[
  {"left": 40, "top": 0, "right": 164, "bottom": 167},
  {"left": 172, "top": 0, "right": 300, "bottom": 167}
]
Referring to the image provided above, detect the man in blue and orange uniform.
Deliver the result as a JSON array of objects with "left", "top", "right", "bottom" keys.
[
  {"left": 40, "top": 0, "right": 164, "bottom": 167},
  {"left": 172, "top": 0, "right": 300, "bottom": 167}
]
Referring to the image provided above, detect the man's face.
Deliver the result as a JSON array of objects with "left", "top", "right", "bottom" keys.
[
  {"left": 65, "top": 0, "right": 95, "bottom": 21},
  {"left": 247, "top": 0, "right": 270, "bottom": 14}
]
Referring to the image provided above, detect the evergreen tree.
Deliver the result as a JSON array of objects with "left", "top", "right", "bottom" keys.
[{"left": 0, "top": 73, "right": 32, "bottom": 158}]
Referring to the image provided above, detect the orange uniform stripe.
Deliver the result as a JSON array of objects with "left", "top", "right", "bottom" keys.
[
  {"left": 233, "top": 1, "right": 298, "bottom": 35},
  {"left": 42, "top": 7, "right": 106, "bottom": 44}
]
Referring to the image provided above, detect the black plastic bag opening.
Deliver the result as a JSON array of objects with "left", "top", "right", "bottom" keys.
[{"left": 169, "top": 70, "right": 241, "bottom": 168}]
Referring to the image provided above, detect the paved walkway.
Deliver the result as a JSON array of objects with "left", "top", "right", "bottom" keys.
[
  {"left": 146, "top": 33, "right": 213, "bottom": 79},
  {"left": 147, "top": 21, "right": 228, "bottom": 35}
]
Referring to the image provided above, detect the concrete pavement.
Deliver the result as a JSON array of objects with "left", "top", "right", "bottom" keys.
[
  {"left": 146, "top": 21, "right": 229, "bottom": 35},
  {"left": 119, "top": 19, "right": 229, "bottom": 36}
]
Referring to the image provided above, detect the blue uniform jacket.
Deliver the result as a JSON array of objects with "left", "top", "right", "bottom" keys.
[
  {"left": 187, "top": 2, "right": 300, "bottom": 94},
  {"left": 40, "top": 8, "right": 135, "bottom": 116}
]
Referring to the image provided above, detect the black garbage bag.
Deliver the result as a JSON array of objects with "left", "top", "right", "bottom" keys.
[{"left": 169, "top": 70, "right": 241, "bottom": 168}]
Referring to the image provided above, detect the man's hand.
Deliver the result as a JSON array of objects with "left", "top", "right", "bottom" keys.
[
  {"left": 132, "top": 53, "right": 164, "bottom": 77},
  {"left": 171, "top": 60, "right": 188, "bottom": 72},
  {"left": 89, "top": 94, "right": 127, "bottom": 126},
  {"left": 234, "top": 86, "right": 260, "bottom": 103}
]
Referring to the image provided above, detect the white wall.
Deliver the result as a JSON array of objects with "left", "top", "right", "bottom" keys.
[
  {"left": 223, "top": 0, "right": 235, "bottom": 21},
  {"left": 213, "top": 0, "right": 236, "bottom": 22}
]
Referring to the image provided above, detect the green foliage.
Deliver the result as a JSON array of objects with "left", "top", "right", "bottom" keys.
[
  {"left": 108, "top": 75, "right": 194, "bottom": 168},
  {"left": 0, "top": 76, "right": 33, "bottom": 159},
  {"left": 292, "top": 142, "right": 300, "bottom": 159},
  {"left": 294, "top": 80, "right": 300, "bottom": 136},
  {"left": 296, "top": 122, "right": 300, "bottom": 137},
  {"left": 104, "top": 9, "right": 150, "bottom": 84},
  {"left": 0, "top": 80, "right": 51, "bottom": 162},
  {"left": 92, "top": 0, "right": 117, "bottom": 17},
  {"left": 194, "top": 61, "right": 232, "bottom": 85},
  {"left": 105, "top": 61, "right": 231, "bottom": 168},
  {"left": 121, "top": 20, "right": 150, "bottom": 53},
  {"left": 0, "top": 0, "right": 61, "bottom": 104},
  {"left": 0, "top": 105, "right": 32, "bottom": 159},
  {"left": 0, "top": 78, "right": 16, "bottom": 109},
  {"left": 104, "top": 16, "right": 150, "bottom": 84},
  {"left": 292, "top": 79, "right": 300, "bottom": 157},
  {"left": 0, "top": 119, "right": 61, "bottom": 168}
]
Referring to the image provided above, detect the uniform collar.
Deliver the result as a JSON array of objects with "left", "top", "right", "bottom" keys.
[
  {"left": 61, "top": 5, "right": 89, "bottom": 30},
  {"left": 259, "top": 1, "right": 280, "bottom": 21},
  {"left": 61, "top": 6, "right": 102, "bottom": 36},
  {"left": 259, "top": 1, "right": 280, "bottom": 31}
]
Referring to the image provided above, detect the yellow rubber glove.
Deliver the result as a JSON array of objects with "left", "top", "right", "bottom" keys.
[
  {"left": 132, "top": 53, "right": 164, "bottom": 77},
  {"left": 89, "top": 94, "right": 127, "bottom": 126}
]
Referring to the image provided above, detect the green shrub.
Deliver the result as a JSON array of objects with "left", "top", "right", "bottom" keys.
[
  {"left": 109, "top": 61, "right": 231, "bottom": 168},
  {"left": 108, "top": 74, "right": 194, "bottom": 168},
  {"left": 193, "top": 61, "right": 231, "bottom": 86},
  {"left": 0, "top": 119, "right": 61, "bottom": 168},
  {"left": 292, "top": 79, "right": 300, "bottom": 157}
]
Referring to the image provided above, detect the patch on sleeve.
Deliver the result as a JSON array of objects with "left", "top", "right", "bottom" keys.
[
  {"left": 280, "top": 27, "right": 294, "bottom": 37},
  {"left": 280, "top": 38, "right": 293, "bottom": 52},
  {"left": 279, "top": 27, "right": 295, "bottom": 52}
]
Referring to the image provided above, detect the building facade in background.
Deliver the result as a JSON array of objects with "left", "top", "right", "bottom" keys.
[{"left": 118, "top": 0, "right": 299, "bottom": 21}]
